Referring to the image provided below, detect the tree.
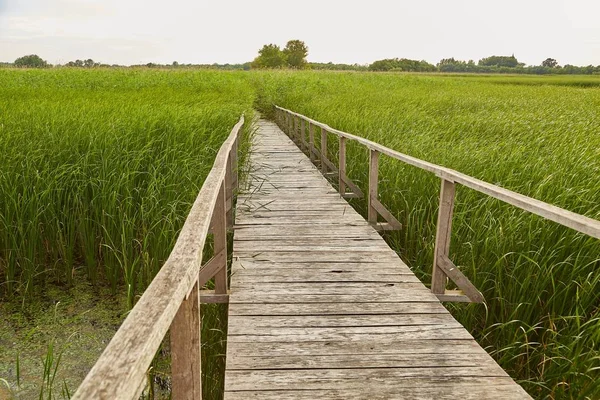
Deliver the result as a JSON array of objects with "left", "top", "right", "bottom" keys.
[
  {"left": 478, "top": 55, "right": 520, "bottom": 68},
  {"left": 283, "top": 40, "right": 308, "bottom": 69},
  {"left": 84, "top": 59, "right": 97, "bottom": 68},
  {"left": 251, "top": 44, "right": 286, "bottom": 69},
  {"left": 542, "top": 58, "right": 558, "bottom": 68},
  {"left": 369, "top": 58, "right": 436, "bottom": 72},
  {"left": 14, "top": 54, "right": 48, "bottom": 68}
]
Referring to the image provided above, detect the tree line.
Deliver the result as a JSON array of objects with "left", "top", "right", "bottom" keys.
[{"left": 5, "top": 47, "right": 600, "bottom": 75}]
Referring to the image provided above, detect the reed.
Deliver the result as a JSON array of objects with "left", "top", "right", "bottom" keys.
[{"left": 258, "top": 71, "right": 600, "bottom": 399}]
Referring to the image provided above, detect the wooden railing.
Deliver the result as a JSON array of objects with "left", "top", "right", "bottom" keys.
[
  {"left": 73, "top": 115, "right": 244, "bottom": 400},
  {"left": 275, "top": 106, "right": 600, "bottom": 303}
]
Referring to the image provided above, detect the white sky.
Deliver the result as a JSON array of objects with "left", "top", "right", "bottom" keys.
[{"left": 0, "top": 0, "right": 599, "bottom": 66}]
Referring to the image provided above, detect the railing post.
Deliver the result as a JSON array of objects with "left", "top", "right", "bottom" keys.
[
  {"left": 299, "top": 118, "right": 304, "bottom": 152},
  {"left": 231, "top": 138, "right": 239, "bottom": 194},
  {"left": 368, "top": 149, "right": 379, "bottom": 223},
  {"left": 170, "top": 280, "right": 201, "bottom": 399},
  {"left": 294, "top": 116, "right": 299, "bottom": 143},
  {"left": 339, "top": 136, "right": 346, "bottom": 195},
  {"left": 225, "top": 154, "right": 234, "bottom": 229},
  {"left": 213, "top": 181, "right": 228, "bottom": 294},
  {"left": 320, "top": 127, "right": 328, "bottom": 174},
  {"left": 431, "top": 178, "right": 455, "bottom": 295},
  {"left": 309, "top": 123, "right": 315, "bottom": 161}
]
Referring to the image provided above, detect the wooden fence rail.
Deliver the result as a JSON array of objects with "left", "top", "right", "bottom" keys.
[
  {"left": 275, "top": 106, "right": 600, "bottom": 303},
  {"left": 73, "top": 115, "right": 244, "bottom": 400}
]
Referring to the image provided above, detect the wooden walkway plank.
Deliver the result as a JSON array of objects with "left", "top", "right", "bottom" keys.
[{"left": 224, "top": 120, "right": 531, "bottom": 399}]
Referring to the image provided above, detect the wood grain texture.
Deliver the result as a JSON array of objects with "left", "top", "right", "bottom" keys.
[
  {"left": 431, "top": 178, "right": 455, "bottom": 294},
  {"left": 171, "top": 281, "right": 201, "bottom": 399},
  {"left": 338, "top": 136, "right": 346, "bottom": 195},
  {"left": 225, "top": 118, "right": 531, "bottom": 400},
  {"left": 368, "top": 149, "right": 379, "bottom": 223}
]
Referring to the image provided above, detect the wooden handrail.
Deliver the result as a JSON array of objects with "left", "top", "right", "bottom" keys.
[
  {"left": 275, "top": 106, "right": 600, "bottom": 302},
  {"left": 275, "top": 106, "right": 600, "bottom": 239},
  {"left": 73, "top": 115, "right": 244, "bottom": 400}
]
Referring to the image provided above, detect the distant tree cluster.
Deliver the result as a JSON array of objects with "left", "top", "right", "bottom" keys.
[
  {"left": 437, "top": 58, "right": 478, "bottom": 72},
  {"left": 368, "top": 58, "right": 436, "bottom": 72},
  {"left": 542, "top": 58, "right": 558, "bottom": 68},
  {"left": 433, "top": 55, "right": 600, "bottom": 75},
  {"left": 478, "top": 54, "right": 523, "bottom": 68},
  {"left": 14, "top": 54, "right": 49, "bottom": 68},
  {"left": 309, "top": 62, "right": 368, "bottom": 71},
  {"left": 4, "top": 50, "right": 600, "bottom": 75},
  {"left": 65, "top": 59, "right": 101, "bottom": 68},
  {"left": 251, "top": 40, "right": 309, "bottom": 69},
  {"left": 130, "top": 62, "right": 252, "bottom": 70}
]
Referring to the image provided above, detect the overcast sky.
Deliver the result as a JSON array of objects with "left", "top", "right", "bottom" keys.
[{"left": 1, "top": 0, "right": 599, "bottom": 66}]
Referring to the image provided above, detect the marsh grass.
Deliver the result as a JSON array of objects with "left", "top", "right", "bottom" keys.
[
  {"left": 263, "top": 71, "right": 600, "bottom": 399},
  {"left": 0, "top": 68, "right": 254, "bottom": 398},
  {"left": 0, "top": 69, "right": 254, "bottom": 305},
  {"left": 3, "top": 68, "right": 599, "bottom": 399}
]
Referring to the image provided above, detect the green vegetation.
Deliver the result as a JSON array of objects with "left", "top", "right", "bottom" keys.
[
  {"left": 256, "top": 71, "right": 600, "bottom": 399},
  {"left": 0, "top": 68, "right": 253, "bottom": 304},
  {"left": 1, "top": 69, "right": 599, "bottom": 399},
  {"left": 478, "top": 54, "right": 522, "bottom": 68},
  {"left": 0, "top": 68, "right": 254, "bottom": 398},
  {"left": 369, "top": 58, "right": 437, "bottom": 72},
  {"left": 5, "top": 48, "right": 600, "bottom": 75},
  {"left": 13, "top": 55, "right": 49, "bottom": 68},
  {"left": 251, "top": 40, "right": 309, "bottom": 69}
]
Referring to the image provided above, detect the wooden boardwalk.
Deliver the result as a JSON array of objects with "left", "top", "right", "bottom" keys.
[{"left": 224, "top": 120, "right": 531, "bottom": 399}]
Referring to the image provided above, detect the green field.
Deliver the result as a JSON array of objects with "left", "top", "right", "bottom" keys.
[
  {"left": 1, "top": 69, "right": 599, "bottom": 399},
  {"left": 0, "top": 69, "right": 254, "bottom": 398},
  {"left": 257, "top": 71, "right": 600, "bottom": 399}
]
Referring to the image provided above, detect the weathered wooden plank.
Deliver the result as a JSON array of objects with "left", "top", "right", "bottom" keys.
[
  {"left": 226, "top": 352, "right": 498, "bottom": 370},
  {"left": 368, "top": 149, "right": 379, "bottom": 223},
  {"left": 233, "top": 251, "right": 400, "bottom": 263},
  {"left": 227, "top": 314, "right": 457, "bottom": 330},
  {"left": 228, "top": 283, "right": 430, "bottom": 295},
  {"left": 320, "top": 126, "right": 328, "bottom": 174},
  {"left": 225, "top": 368, "right": 512, "bottom": 391},
  {"left": 338, "top": 136, "right": 346, "bottom": 195},
  {"left": 234, "top": 225, "right": 380, "bottom": 236},
  {"left": 226, "top": 326, "right": 474, "bottom": 343},
  {"left": 438, "top": 255, "right": 484, "bottom": 303},
  {"left": 226, "top": 338, "right": 482, "bottom": 356},
  {"left": 225, "top": 118, "right": 531, "bottom": 400},
  {"left": 229, "top": 293, "right": 440, "bottom": 304},
  {"left": 212, "top": 181, "right": 228, "bottom": 294},
  {"left": 171, "top": 281, "right": 201, "bottom": 399},
  {"left": 224, "top": 385, "right": 531, "bottom": 400},
  {"left": 227, "top": 301, "right": 448, "bottom": 316},
  {"left": 234, "top": 218, "right": 368, "bottom": 226},
  {"left": 432, "top": 178, "right": 455, "bottom": 294},
  {"left": 233, "top": 243, "right": 392, "bottom": 252},
  {"left": 236, "top": 211, "right": 365, "bottom": 220},
  {"left": 230, "top": 272, "right": 415, "bottom": 283},
  {"left": 199, "top": 289, "right": 230, "bottom": 304},
  {"left": 230, "top": 261, "right": 412, "bottom": 274}
]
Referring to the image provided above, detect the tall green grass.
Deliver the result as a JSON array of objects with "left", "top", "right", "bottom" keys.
[
  {"left": 0, "top": 68, "right": 254, "bottom": 398},
  {"left": 0, "top": 69, "right": 253, "bottom": 305},
  {"left": 258, "top": 71, "right": 600, "bottom": 399},
  {"left": 3, "top": 68, "right": 599, "bottom": 399}
]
